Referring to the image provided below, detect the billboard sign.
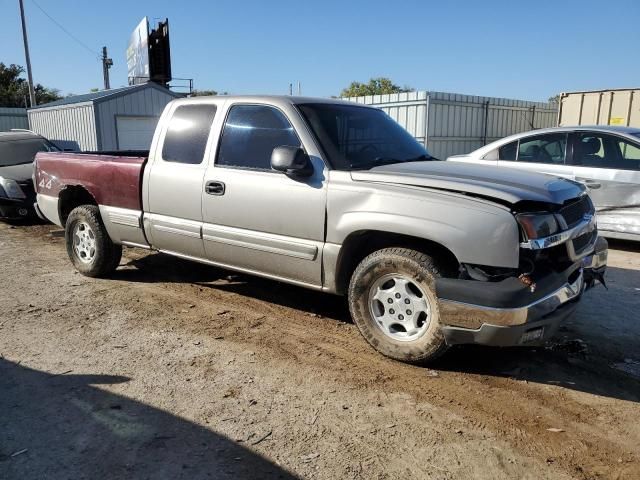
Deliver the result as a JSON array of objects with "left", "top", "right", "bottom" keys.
[
  {"left": 126, "top": 17, "right": 150, "bottom": 85},
  {"left": 149, "top": 19, "right": 172, "bottom": 85}
]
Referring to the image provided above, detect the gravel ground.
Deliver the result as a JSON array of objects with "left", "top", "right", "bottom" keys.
[{"left": 1, "top": 221, "right": 639, "bottom": 479}]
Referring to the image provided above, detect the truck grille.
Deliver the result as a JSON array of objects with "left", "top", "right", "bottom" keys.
[
  {"left": 559, "top": 195, "right": 593, "bottom": 228},
  {"left": 572, "top": 229, "right": 597, "bottom": 254}
]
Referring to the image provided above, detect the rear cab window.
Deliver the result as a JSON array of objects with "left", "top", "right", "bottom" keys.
[{"left": 161, "top": 104, "right": 217, "bottom": 164}]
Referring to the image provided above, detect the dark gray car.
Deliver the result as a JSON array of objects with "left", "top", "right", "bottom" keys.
[
  {"left": 448, "top": 126, "right": 640, "bottom": 241},
  {"left": 0, "top": 130, "right": 59, "bottom": 219}
]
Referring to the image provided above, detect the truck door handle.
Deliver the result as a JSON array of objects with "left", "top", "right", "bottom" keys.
[
  {"left": 205, "top": 181, "right": 225, "bottom": 195},
  {"left": 576, "top": 178, "right": 601, "bottom": 189}
]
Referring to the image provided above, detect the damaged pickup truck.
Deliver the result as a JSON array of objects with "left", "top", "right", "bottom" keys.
[{"left": 34, "top": 96, "right": 608, "bottom": 363}]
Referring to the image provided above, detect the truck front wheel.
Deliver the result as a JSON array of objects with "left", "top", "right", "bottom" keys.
[
  {"left": 348, "top": 248, "right": 449, "bottom": 364},
  {"left": 65, "top": 205, "right": 122, "bottom": 278}
]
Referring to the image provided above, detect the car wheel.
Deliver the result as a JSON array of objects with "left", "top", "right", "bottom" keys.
[
  {"left": 348, "top": 247, "right": 449, "bottom": 364},
  {"left": 65, "top": 205, "right": 122, "bottom": 278}
]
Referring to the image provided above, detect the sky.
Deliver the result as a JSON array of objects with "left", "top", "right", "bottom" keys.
[{"left": 1, "top": 0, "right": 639, "bottom": 101}]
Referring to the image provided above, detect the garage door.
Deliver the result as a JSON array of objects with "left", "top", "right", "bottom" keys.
[{"left": 116, "top": 116, "right": 159, "bottom": 150}]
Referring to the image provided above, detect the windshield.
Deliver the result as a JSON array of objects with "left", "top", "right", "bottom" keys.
[
  {"left": 298, "top": 103, "right": 435, "bottom": 170},
  {"left": 0, "top": 138, "right": 59, "bottom": 167},
  {"left": 633, "top": 133, "right": 640, "bottom": 140}
]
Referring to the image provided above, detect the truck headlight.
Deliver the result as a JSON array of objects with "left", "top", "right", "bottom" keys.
[
  {"left": 516, "top": 213, "right": 559, "bottom": 239},
  {"left": 0, "top": 177, "right": 26, "bottom": 200}
]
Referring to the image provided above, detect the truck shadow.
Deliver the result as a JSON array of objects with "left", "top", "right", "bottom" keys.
[
  {"left": 115, "top": 253, "right": 640, "bottom": 404},
  {"left": 434, "top": 344, "right": 640, "bottom": 404},
  {"left": 117, "top": 252, "right": 350, "bottom": 321},
  {"left": 0, "top": 359, "right": 298, "bottom": 479}
]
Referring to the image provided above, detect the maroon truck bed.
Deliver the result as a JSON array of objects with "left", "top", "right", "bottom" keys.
[{"left": 34, "top": 151, "right": 148, "bottom": 211}]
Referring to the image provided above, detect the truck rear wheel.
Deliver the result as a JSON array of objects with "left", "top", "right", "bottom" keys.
[
  {"left": 348, "top": 248, "right": 449, "bottom": 364},
  {"left": 65, "top": 205, "right": 122, "bottom": 278}
]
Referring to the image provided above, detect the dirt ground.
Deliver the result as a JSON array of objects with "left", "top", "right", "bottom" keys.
[{"left": 1, "top": 221, "right": 639, "bottom": 480}]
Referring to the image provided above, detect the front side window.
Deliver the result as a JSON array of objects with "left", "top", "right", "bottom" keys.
[
  {"left": 516, "top": 134, "right": 567, "bottom": 164},
  {"left": 298, "top": 103, "right": 433, "bottom": 170},
  {"left": 573, "top": 133, "right": 640, "bottom": 170},
  {"left": 217, "top": 105, "right": 300, "bottom": 170},
  {"left": 618, "top": 139, "right": 640, "bottom": 161},
  {"left": 162, "top": 104, "right": 217, "bottom": 164},
  {"left": 0, "top": 138, "right": 59, "bottom": 167}
]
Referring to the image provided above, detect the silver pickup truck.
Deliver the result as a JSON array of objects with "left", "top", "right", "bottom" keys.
[{"left": 34, "top": 95, "right": 607, "bottom": 363}]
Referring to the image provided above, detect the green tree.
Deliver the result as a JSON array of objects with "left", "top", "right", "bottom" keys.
[
  {"left": 548, "top": 94, "right": 560, "bottom": 104},
  {"left": 340, "top": 77, "right": 414, "bottom": 98},
  {"left": 0, "top": 63, "right": 62, "bottom": 107}
]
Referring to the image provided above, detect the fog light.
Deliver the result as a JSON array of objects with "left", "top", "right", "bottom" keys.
[
  {"left": 18, "top": 208, "right": 28, "bottom": 216},
  {"left": 520, "top": 327, "right": 544, "bottom": 344}
]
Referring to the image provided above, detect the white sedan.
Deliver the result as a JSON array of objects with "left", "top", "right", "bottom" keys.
[{"left": 447, "top": 125, "right": 640, "bottom": 241}]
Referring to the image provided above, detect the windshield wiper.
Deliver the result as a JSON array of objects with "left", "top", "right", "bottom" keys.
[{"left": 406, "top": 154, "right": 439, "bottom": 162}]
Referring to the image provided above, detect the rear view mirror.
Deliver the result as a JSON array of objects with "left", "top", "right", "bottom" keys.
[{"left": 271, "top": 146, "right": 313, "bottom": 177}]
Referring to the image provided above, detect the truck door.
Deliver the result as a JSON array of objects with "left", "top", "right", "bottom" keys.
[
  {"left": 201, "top": 102, "right": 328, "bottom": 288},
  {"left": 144, "top": 102, "right": 218, "bottom": 258}
]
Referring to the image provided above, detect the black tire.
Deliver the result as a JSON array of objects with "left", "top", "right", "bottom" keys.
[
  {"left": 65, "top": 205, "right": 122, "bottom": 278},
  {"left": 348, "top": 248, "right": 449, "bottom": 364}
]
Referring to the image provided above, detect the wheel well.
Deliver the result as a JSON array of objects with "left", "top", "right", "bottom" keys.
[
  {"left": 58, "top": 186, "right": 97, "bottom": 226},
  {"left": 334, "top": 230, "right": 460, "bottom": 294}
]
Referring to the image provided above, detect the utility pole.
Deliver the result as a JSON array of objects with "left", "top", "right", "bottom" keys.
[
  {"left": 297, "top": 81, "right": 301, "bottom": 96},
  {"left": 18, "top": 0, "right": 36, "bottom": 107},
  {"left": 101, "top": 46, "right": 113, "bottom": 90}
]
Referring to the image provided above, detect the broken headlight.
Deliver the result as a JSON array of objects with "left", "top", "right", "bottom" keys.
[{"left": 516, "top": 213, "right": 559, "bottom": 240}]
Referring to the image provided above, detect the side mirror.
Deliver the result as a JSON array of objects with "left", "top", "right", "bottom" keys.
[{"left": 271, "top": 146, "right": 313, "bottom": 177}]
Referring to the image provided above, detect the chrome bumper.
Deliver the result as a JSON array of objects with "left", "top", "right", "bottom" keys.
[
  {"left": 439, "top": 239, "right": 607, "bottom": 347},
  {"left": 439, "top": 269, "right": 584, "bottom": 329}
]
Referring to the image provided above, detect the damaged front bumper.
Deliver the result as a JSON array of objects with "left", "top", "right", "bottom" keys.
[{"left": 436, "top": 236, "right": 608, "bottom": 347}]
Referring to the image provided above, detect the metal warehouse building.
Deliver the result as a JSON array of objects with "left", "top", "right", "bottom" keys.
[
  {"left": 344, "top": 91, "right": 558, "bottom": 159},
  {"left": 0, "top": 107, "right": 28, "bottom": 132},
  {"left": 27, "top": 83, "right": 179, "bottom": 151}
]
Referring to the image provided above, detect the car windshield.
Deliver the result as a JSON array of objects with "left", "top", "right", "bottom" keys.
[
  {"left": 297, "top": 103, "right": 436, "bottom": 170},
  {"left": 0, "top": 138, "right": 59, "bottom": 167},
  {"left": 633, "top": 132, "right": 640, "bottom": 140}
]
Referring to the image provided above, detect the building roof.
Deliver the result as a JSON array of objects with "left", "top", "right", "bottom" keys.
[{"left": 29, "top": 83, "right": 179, "bottom": 110}]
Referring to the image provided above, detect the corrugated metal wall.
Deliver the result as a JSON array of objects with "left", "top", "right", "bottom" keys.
[
  {"left": 96, "top": 87, "right": 176, "bottom": 150},
  {"left": 558, "top": 89, "right": 640, "bottom": 127},
  {"left": 28, "top": 103, "right": 98, "bottom": 150},
  {"left": 0, "top": 107, "right": 29, "bottom": 132},
  {"left": 344, "top": 91, "right": 558, "bottom": 159}
]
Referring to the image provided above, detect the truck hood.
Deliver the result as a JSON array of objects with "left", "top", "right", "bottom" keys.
[
  {"left": 0, "top": 162, "right": 33, "bottom": 182},
  {"left": 350, "top": 161, "right": 585, "bottom": 205}
]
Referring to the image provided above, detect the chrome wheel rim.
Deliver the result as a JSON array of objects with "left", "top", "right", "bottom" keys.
[
  {"left": 368, "top": 273, "right": 432, "bottom": 342},
  {"left": 73, "top": 222, "right": 96, "bottom": 263}
]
